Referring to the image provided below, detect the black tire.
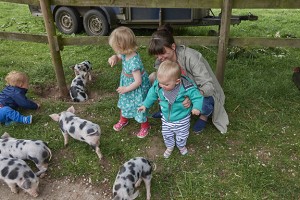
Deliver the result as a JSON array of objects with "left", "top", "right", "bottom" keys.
[
  {"left": 83, "top": 9, "right": 109, "bottom": 36},
  {"left": 55, "top": 7, "right": 82, "bottom": 34}
]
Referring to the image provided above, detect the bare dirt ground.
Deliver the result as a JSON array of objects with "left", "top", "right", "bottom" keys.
[{"left": 0, "top": 176, "right": 111, "bottom": 200}]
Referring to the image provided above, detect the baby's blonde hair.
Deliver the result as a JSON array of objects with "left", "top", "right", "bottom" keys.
[
  {"left": 5, "top": 71, "right": 29, "bottom": 87},
  {"left": 108, "top": 26, "right": 138, "bottom": 55},
  {"left": 157, "top": 60, "right": 181, "bottom": 81}
]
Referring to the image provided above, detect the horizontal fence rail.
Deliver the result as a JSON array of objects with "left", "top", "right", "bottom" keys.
[{"left": 1, "top": 32, "right": 300, "bottom": 49}]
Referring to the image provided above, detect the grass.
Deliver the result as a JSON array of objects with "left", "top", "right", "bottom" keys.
[{"left": 1, "top": 3, "right": 300, "bottom": 199}]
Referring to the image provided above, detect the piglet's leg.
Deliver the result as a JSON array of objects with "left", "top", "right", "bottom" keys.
[
  {"left": 95, "top": 146, "right": 103, "bottom": 160},
  {"left": 8, "top": 183, "right": 18, "bottom": 193},
  {"left": 63, "top": 133, "right": 69, "bottom": 146},
  {"left": 144, "top": 178, "right": 151, "bottom": 200},
  {"left": 131, "top": 190, "right": 139, "bottom": 199},
  {"left": 135, "top": 178, "right": 142, "bottom": 187},
  {"left": 35, "top": 164, "right": 48, "bottom": 177}
]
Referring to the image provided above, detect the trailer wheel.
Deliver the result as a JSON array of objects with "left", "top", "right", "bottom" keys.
[
  {"left": 55, "top": 7, "right": 82, "bottom": 34},
  {"left": 83, "top": 9, "right": 109, "bottom": 36}
]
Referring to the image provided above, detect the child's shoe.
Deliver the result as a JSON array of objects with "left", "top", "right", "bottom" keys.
[
  {"left": 179, "top": 146, "right": 188, "bottom": 156},
  {"left": 163, "top": 147, "right": 174, "bottom": 158},
  {"left": 23, "top": 115, "right": 32, "bottom": 124},
  {"left": 113, "top": 121, "right": 128, "bottom": 131},
  {"left": 136, "top": 127, "right": 150, "bottom": 138}
]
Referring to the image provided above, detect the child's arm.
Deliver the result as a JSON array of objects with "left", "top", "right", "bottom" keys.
[
  {"left": 108, "top": 54, "right": 121, "bottom": 67},
  {"left": 12, "top": 93, "right": 39, "bottom": 110},
  {"left": 188, "top": 87, "right": 204, "bottom": 113},
  {"left": 138, "top": 105, "right": 146, "bottom": 112},
  {"left": 116, "top": 70, "right": 142, "bottom": 94},
  {"left": 191, "top": 109, "right": 200, "bottom": 115},
  {"left": 138, "top": 81, "right": 159, "bottom": 112}
]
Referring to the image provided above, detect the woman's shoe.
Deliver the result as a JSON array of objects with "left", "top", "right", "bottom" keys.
[
  {"left": 193, "top": 118, "right": 207, "bottom": 134},
  {"left": 152, "top": 111, "right": 162, "bottom": 119}
]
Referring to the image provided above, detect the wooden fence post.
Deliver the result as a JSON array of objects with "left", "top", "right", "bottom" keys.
[
  {"left": 216, "top": 0, "right": 233, "bottom": 86},
  {"left": 39, "top": 0, "right": 68, "bottom": 98}
]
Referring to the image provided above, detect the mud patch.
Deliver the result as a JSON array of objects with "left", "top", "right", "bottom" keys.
[{"left": 0, "top": 176, "right": 110, "bottom": 200}]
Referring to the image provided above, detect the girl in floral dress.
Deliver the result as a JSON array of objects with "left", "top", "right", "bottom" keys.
[{"left": 108, "top": 26, "right": 151, "bottom": 138}]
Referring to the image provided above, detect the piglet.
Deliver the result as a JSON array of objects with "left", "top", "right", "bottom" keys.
[
  {"left": 0, "top": 132, "right": 52, "bottom": 177},
  {"left": 49, "top": 106, "right": 102, "bottom": 160},
  {"left": 113, "top": 157, "right": 153, "bottom": 200},
  {"left": 70, "top": 60, "right": 92, "bottom": 81},
  {"left": 69, "top": 71, "right": 89, "bottom": 102},
  {"left": 69, "top": 60, "right": 93, "bottom": 102},
  {"left": 0, "top": 156, "right": 39, "bottom": 197}
]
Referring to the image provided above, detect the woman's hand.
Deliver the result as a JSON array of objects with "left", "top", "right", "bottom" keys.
[{"left": 182, "top": 96, "right": 191, "bottom": 108}]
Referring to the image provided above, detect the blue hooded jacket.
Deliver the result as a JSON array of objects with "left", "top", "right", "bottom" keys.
[{"left": 0, "top": 86, "right": 38, "bottom": 110}]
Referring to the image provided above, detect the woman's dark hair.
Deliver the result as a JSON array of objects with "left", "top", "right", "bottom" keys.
[
  {"left": 148, "top": 24, "right": 175, "bottom": 55},
  {"left": 157, "top": 23, "right": 174, "bottom": 33}
]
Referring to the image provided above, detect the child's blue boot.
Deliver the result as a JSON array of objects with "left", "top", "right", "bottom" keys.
[{"left": 23, "top": 115, "right": 32, "bottom": 124}]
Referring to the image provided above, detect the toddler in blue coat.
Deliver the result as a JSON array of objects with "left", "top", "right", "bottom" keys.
[{"left": 0, "top": 71, "right": 39, "bottom": 125}]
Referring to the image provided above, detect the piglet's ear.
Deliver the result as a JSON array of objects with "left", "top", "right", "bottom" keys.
[
  {"left": 1, "top": 132, "right": 10, "bottom": 139},
  {"left": 67, "top": 106, "right": 75, "bottom": 113},
  {"left": 69, "top": 65, "right": 75, "bottom": 70},
  {"left": 49, "top": 114, "right": 60, "bottom": 122}
]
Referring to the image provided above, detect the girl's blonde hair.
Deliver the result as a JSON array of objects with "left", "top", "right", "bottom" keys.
[
  {"left": 157, "top": 60, "right": 181, "bottom": 81},
  {"left": 108, "top": 26, "right": 138, "bottom": 55},
  {"left": 5, "top": 71, "right": 29, "bottom": 87}
]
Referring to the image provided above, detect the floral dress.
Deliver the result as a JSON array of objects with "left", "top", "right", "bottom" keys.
[{"left": 118, "top": 53, "right": 150, "bottom": 123}]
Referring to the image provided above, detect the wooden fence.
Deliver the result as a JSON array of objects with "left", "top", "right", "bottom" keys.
[{"left": 1, "top": 0, "right": 300, "bottom": 97}]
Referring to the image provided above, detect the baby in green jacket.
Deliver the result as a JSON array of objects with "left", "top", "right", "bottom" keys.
[{"left": 138, "top": 60, "right": 204, "bottom": 158}]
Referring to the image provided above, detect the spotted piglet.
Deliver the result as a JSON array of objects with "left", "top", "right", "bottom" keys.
[
  {"left": 0, "top": 132, "right": 52, "bottom": 177},
  {"left": 113, "top": 157, "right": 153, "bottom": 200},
  {"left": 0, "top": 156, "right": 39, "bottom": 197},
  {"left": 69, "top": 60, "right": 92, "bottom": 102},
  {"left": 49, "top": 106, "right": 102, "bottom": 160},
  {"left": 69, "top": 71, "right": 89, "bottom": 102},
  {"left": 70, "top": 60, "right": 92, "bottom": 81}
]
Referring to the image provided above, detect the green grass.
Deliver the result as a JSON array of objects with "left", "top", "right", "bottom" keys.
[{"left": 1, "top": 3, "right": 300, "bottom": 199}]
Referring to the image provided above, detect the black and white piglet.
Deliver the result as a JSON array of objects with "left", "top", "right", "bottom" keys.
[
  {"left": 0, "top": 132, "right": 52, "bottom": 177},
  {"left": 113, "top": 157, "right": 153, "bottom": 200},
  {"left": 69, "top": 71, "right": 89, "bottom": 102},
  {"left": 49, "top": 106, "right": 102, "bottom": 160},
  {"left": 0, "top": 156, "right": 39, "bottom": 197},
  {"left": 70, "top": 60, "right": 92, "bottom": 81}
]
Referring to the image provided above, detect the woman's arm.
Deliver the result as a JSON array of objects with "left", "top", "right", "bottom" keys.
[{"left": 183, "top": 48, "right": 215, "bottom": 96}]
